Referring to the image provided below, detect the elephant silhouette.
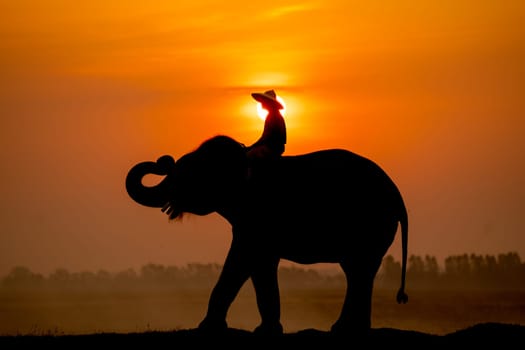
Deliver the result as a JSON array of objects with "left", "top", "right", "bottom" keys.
[{"left": 126, "top": 135, "right": 408, "bottom": 335}]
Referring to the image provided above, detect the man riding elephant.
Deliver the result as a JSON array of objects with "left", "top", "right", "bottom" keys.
[{"left": 246, "top": 89, "right": 287, "bottom": 163}]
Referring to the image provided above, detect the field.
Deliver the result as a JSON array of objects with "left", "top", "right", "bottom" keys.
[{"left": 1, "top": 286, "right": 523, "bottom": 336}]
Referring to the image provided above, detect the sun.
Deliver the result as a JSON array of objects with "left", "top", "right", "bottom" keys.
[{"left": 256, "top": 95, "right": 286, "bottom": 120}]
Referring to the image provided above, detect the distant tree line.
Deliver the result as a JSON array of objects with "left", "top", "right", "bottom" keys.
[
  {"left": 1, "top": 252, "right": 524, "bottom": 292},
  {"left": 377, "top": 251, "right": 525, "bottom": 290}
]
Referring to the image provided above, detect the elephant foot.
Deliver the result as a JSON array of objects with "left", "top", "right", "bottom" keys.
[
  {"left": 253, "top": 322, "right": 284, "bottom": 336},
  {"left": 197, "top": 317, "right": 228, "bottom": 334}
]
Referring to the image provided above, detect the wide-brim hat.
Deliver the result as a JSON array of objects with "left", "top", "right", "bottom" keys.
[{"left": 251, "top": 89, "right": 283, "bottom": 109}]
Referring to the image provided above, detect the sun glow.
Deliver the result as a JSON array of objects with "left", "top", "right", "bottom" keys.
[{"left": 256, "top": 95, "right": 286, "bottom": 120}]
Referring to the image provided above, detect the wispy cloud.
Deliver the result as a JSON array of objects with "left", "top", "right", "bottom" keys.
[{"left": 265, "top": 2, "right": 318, "bottom": 19}]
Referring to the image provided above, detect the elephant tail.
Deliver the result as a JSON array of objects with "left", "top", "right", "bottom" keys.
[{"left": 396, "top": 200, "right": 409, "bottom": 304}]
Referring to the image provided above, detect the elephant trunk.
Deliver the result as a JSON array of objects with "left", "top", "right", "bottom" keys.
[{"left": 125, "top": 155, "right": 176, "bottom": 208}]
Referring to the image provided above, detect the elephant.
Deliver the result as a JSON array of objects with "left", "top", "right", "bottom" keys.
[{"left": 125, "top": 135, "right": 408, "bottom": 335}]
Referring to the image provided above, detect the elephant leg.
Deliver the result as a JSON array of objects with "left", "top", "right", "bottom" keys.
[
  {"left": 251, "top": 258, "right": 283, "bottom": 335},
  {"left": 331, "top": 257, "right": 382, "bottom": 336},
  {"left": 199, "top": 243, "right": 250, "bottom": 332}
]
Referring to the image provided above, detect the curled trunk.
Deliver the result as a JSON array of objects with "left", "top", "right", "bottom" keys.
[{"left": 125, "top": 156, "right": 175, "bottom": 208}]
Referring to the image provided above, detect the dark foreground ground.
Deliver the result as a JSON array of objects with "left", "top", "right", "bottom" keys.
[{"left": 1, "top": 323, "right": 524, "bottom": 346}]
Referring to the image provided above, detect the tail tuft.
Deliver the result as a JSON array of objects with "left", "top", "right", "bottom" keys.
[{"left": 396, "top": 288, "right": 408, "bottom": 304}]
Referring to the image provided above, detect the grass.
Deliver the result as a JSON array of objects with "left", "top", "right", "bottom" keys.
[{"left": 1, "top": 287, "right": 524, "bottom": 337}]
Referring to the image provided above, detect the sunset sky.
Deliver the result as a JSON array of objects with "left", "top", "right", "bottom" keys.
[{"left": 1, "top": 1, "right": 524, "bottom": 276}]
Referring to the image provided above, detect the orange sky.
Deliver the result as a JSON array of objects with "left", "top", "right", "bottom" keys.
[{"left": 1, "top": 1, "right": 524, "bottom": 276}]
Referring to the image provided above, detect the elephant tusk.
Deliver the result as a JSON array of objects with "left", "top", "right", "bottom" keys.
[{"left": 161, "top": 201, "right": 181, "bottom": 220}]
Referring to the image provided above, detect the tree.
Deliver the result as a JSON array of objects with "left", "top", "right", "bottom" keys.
[
  {"left": 2, "top": 266, "right": 43, "bottom": 288},
  {"left": 378, "top": 255, "right": 401, "bottom": 288}
]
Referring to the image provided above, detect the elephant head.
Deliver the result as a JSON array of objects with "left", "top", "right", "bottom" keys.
[{"left": 125, "top": 135, "right": 249, "bottom": 219}]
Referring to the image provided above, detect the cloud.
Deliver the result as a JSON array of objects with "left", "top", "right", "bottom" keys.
[{"left": 264, "top": 2, "right": 318, "bottom": 19}]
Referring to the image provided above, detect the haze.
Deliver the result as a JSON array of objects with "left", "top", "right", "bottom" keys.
[{"left": 1, "top": 1, "right": 524, "bottom": 276}]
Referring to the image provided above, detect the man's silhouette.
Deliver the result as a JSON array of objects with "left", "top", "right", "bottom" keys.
[{"left": 246, "top": 90, "right": 286, "bottom": 162}]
